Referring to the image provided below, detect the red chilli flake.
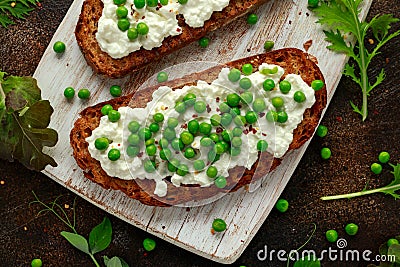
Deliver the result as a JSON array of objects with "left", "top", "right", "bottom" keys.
[
  {"left": 216, "top": 97, "right": 220, "bottom": 103},
  {"left": 206, "top": 104, "right": 211, "bottom": 113},
  {"left": 243, "top": 129, "right": 249, "bottom": 135},
  {"left": 216, "top": 127, "right": 223, "bottom": 134},
  {"left": 336, "top": 116, "right": 343, "bottom": 123},
  {"left": 252, "top": 128, "right": 257, "bottom": 134},
  {"left": 262, "top": 133, "right": 267, "bottom": 137},
  {"left": 137, "top": 152, "right": 144, "bottom": 158},
  {"left": 259, "top": 112, "right": 266, "bottom": 118},
  {"left": 177, "top": 28, "right": 181, "bottom": 32},
  {"left": 192, "top": 114, "right": 198, "bottom": 118},
  {"left": 181, "top": 124, "right": 188, "bottom": 129}
]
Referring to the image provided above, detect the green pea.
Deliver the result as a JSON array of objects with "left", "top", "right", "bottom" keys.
[
  {"left": 178, "top": 0, "right": 188, "bottom": 4},
  {"left": 239, "top": 77, "right": 252, "bottom": 90},
  {"left": 159, "top": 138, "right": 169, "bottom": 149},
  {"left": 146, "top": 0, "right": 158, "bottom": 7},
  {"left": 159, "top": 0, "right": 168, "bottom": 4},
  {"left": 114, "top": 0, "right": 126, "bottom": 4},
  {"left": 134, "top": 0, "right": 145, "bottom": 8},
  {"left": 193, "top": 160, "right": 205, "bottom": 171},
  {"left": 53, "top": 41, "right": 66, "bottom": 53},
  {"left": 116, "top": 6, "right": 128, "bottom": 18},
  {"left": 247, "top": 13, "right": 258, "bottom": 25},
  {"left": 378, "top": 151, "right": 390, "bottom": 164},
  {"left": 279, "top": 80, "right": 291, "bottom": 94},
  {"left": 221, "top": 130, "right": 232, "bottom": 142},
  {"left": 321, "top": 147, "right": 331, "bottom": 160},
  {"left": 264, "top": 40, "right": 274, "bottom": 51},
  {"left": 138, "top": 127, "right": 152, "bottom": 141},
  {"left": 231, "top": 137, "right": 242, "bottom": 148},
  {"left": 209, "top": 133, "right": 220, "bottom": 143},
  {"left": 227, "top": 93, "right": 241, "bottom": 107},
  {"left": 212, "top": 218, "right": 227, "bottom": 232},
  {"left": 78, "top": 88, "right": 90, "bottom": 99},
  {"left": 157, "top": 71, "right": 168, "bottom": 83},
  {"left": 63, "top": 87, "right": 75, "bottom": 99},
  {"left": 146, "top": 144, "right": 157, "bottom": 156},
  {"left": 101, "top": 104, "right": 113, "bottom": 116},
  {"left": 316, "top": 125, "right": 328, "bottom": 137},
  {"left": 232, "top": 127, "right": 243, "bottom": 137},
  {"left": 31, "top": 259, "right": 43, "bottom": 267},
  {"left": 199, "top": 122, "right": 212, "bottom": 135},
  {"left": 153, "top": 113, "right": 164, "bottom": 123},
  {"left": 127, "top": 28, "right": 139, "bottom": 40},
  {"left": 128, "top": 121, "right": 140, "bottom": 133},
  {"left": 275, "top": 199, "right": 289, "bottom": 212},
  {"left": 387, "top": 239, "right": 399, "bottom": 247},
  {"left": 95, "top": 137, "right": 109, "bottom": 151},
  {"left": 293, "top": 91, "right": 306, "bottom": 103},
  {"left": 188, "top": 119, "right": 199, "bottom": 134},
  {"left": 252, "top": 98, "right": 266, "bottom": 112},
  {"left": 234, "top": 115, "right": 246, "bottom": 126},
  {"left": 108, "top": 148, "right": 121, "bottom": 161},
  {"left": 137, "top": 22, "right": 149, "bottom": 35},
  {"left": 168, "top": 158, "right": 180, "bottom": 172},
  {"left": 263, "top": 79, "right": 275, "bottom": 91},
  {"left": 159, "top": 148, "right": 172, "bottom": 160},
  {"left": 219, "top": 140, "right": 229, "bottom": 152},
  {"left": 167, "top": 117, "right": 179, "bottom": 128},
  {"left": 194, "top": 101, "right": 206, "bottom": 113},
  {"left": 221, "top": 113, "right": 233, "bottom": 127},
  {"left": 242, "top": 63, "right": 253, "bottom": 75},
  {"left": 210, "top": 114, "right": 221, "bottom": 126},
  {"left": 230, "top": 107, "right": 240, "bottom": 117},
  {"left": 311, "top": 79, "right": 324, "bottom": 91},
  {"left": 118, "top": 18, "right": 130, "bottom": 31},
  {"left": 164, "top": 127, "right": 176, "bottom": 141},
  {"left": 108, "top": 110, "right": 121, "bottom": 122},
  {"left": 206, "top": 166, "right": 218, "bottom": 178},
  {"left": 184, "top": 147, "right": 196, "bottom": 159},
  {"left": 198, "top": 37, "right": 210, "bottom": 48},
  {"left": 176, "top": 164, "right": 189, "bottom": 176},
  {"left": 266, "top": 110, "right": 278, "bottom": 122},
  {"left": 345, "top": 223, "right": 359, "bottom": 236},
  {"left": 228, "top": 68, "right": 241, "bottom": 82},
  {"left": 175, "top": 101, "right": 186, "bottom": 113},
  {"left": 180, "top": 131, "right": 194, "bottom": 145},
  {"left": 109, "top": 85, "right": 122, "bottom": 97},
  {"left": 183, "top": 93, "right": 196, "bottom": 107},
  {"left": 171, "top": 138, "right": 184, "bottom": 151},
  {"left": 208, "top": 149, "right": 220, "bottom": 162},
  {"left": 271, "top": 96, "right": 284, "bottom": 109},
  {"left": 145, "top": 138, "right": 155, "bottom": 146},
  {"left": 277, "top": 110, "right": 288, "bottom": 123},
  {"left": 126, "top": 145, "right": 140, "bottom": 157},
  {"left": 149, "top": 122, "right": 159, "bottom": 133},
  {"left": 240, "top": 91, "right": 253, "bottom": 104},
  {"left": 214, "top": 176, "right": 227, "bottom": 188},
  {"left": 257, "top": 140, "right": 268, "bottom": 152},
  {"left": 219, "top": 102, "right": 231, "bottom": 113},
  {"left": 128, "top": 134, "right": 140, "bottom": 146},
  {"left": 143, "top": 238, "right": 156, "bottom": 251},
  {"left": 371, "top": 163, "right": 382, "bottom": 174},
  {"left": 144, "top": 160, "right": 156, "bottom": 173},
  {"left": 214, "top": 142, "right": 225, "bottom": 155},
  {"left": 200, "top": 137, "right": 213, "bottom": 147},
  {"left": 245, "top": 111, "right": 257, "bottom": 124},
  {"left": 325, "top": 230, "right": 338, "bottom": 243},
  {"left": 230, "top": 147, "right": 241, "bottom": 156}
]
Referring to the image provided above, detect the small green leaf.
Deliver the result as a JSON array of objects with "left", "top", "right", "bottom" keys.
[
  {"left": 349, "top": 101, "right": 363, "bottom": 116},
  {"left": 0, "top": 0, "right": 40, "bottom": 28},
  {"left": 323, "top": 30, "right": 354, "bottom": 55},
  {"left": 293, "top": 255, "right": 321, "bottom": 267},
  {"left": 1, "top": 74, "right": 41, "bottom": 108},
  {"left": 369, "top": 14, "right": 399, "bottom": 41},
  {"left": 61, "top": 231, "right": 90, "bottom": 255},
  {"left": 368, "top": 69, "right": 386, "bottom": 94},
  {"left": 89, "top": 217, "right": 112, "bottom": 254},
  {"left": 104, "top": 256, "right": 123, "bottom": 267},
  {"left": 343, "top": 64, "right": 361, "bottom": 86}
]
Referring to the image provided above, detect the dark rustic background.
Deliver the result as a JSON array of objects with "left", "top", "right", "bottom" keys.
[{"left": 0, "top": 1, "right": 399, "bottom": 266}]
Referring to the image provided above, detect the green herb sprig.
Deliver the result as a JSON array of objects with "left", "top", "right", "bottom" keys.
[
  {"left": 31, "top": 192, "right": 128, "bottom": 267},
  {"left": 312, "top": 0, "right": 400, "bottom": 121},
  {"left": 0, "top": 0, "right": 40, "bottom": 28},
  {"left": 321, "top": 163, "right": 400, "bottom": 200}
]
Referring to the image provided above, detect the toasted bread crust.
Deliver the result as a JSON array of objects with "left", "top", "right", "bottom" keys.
[
  {"left": 75, "top": 0, "right": 271, "bottom": 78},
  {"left": 70, "top": 48, "right": 327, "bottom": 206}
]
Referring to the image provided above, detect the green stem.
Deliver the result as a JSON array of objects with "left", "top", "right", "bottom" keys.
[
  {"left": 89, "top": 253, "right": 101, "bottom": 267},
  {"left": 321, "top": 184, "right": 400, "bottom": 200}
]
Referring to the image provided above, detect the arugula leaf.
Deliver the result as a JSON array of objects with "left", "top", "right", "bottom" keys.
[
  {"left": 0, "top": 71, "right": 58, "bottom": 171},
  {"left": 0, "top": 0, "right": 40, "bottom": 28},
  {"left": 89, "top": 217, "right": 112, "bottom": 254},
  {"left": 61, "top": 231, "right": 91, "bottom": 255},
  {"left": 313, "top": 0, "right": 400, "bottom": 121},
  {"left": 321, "top": 163, "right": 400, "bottom": 200}
]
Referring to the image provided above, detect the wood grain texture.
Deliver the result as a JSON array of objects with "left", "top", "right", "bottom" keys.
[{"left": 33, "top": 0, "right": 372, "bottom": 263}]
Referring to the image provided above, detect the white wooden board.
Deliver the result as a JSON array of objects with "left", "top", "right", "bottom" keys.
[{"left": 33, "top": 0, "right": 372, "bottom": 264}]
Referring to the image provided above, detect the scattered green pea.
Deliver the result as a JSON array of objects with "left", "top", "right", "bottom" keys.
[
  {"left": 143, "top": 238, "right": 156, "bottom": 251},
  {"left": 293, "top": 91, "right": 306, "bottom": 103},
  {"left": 95, "top": 137, "right": 109, "bottom": 150},
  {"left": 228, "top": 68, "right": 241, "bottom": 82},
  {"left": 159, "top": 148, "right": 171, "bottom": 161},
  {"left": 239, "top": 77, "right": 252, "bottom": 90},
  {"left": 114, "top": 0, "right": 126, "bottom": 4},
  {"left": 247, "top": 13, "right": 258, "bottom": 25},
  {"left": 242, "top": 63, "right": 253, "bottom": 75},
  {"left": 227, "top": 93, "right": 241, "bottom": 107},
  {"left": 378, "top": 151, "right": 390, "bottom": 164},
  {"left": 221, "top": 113, "right": 233, "bottom": 127},
  {"left": 199, "top": 122, "right": 212, "bottom": 135},
  {"left": 78, "top": 88, "right": 90, "bottom": 99},
  {"left": 210, "top": 114, "right": 221, "bottom": 126},
  {"left": 275, "top": 199, "right": 289, "bottom": 213},
  {"left": 184, "top": 147, "right": 196, "bottom": 159},
  {"left": 188, "top": 119, "right": 199, "bottom": 134},
  {"left": 311, "top": 79, "right": 324, "bottom": 91},
  {"left": 321, "top": 147, "right": 331, "bottom": 160},
  {"left": 264, "top": 40, "right": 274, "bottom": 51},
  {"left": 325, "top": 229, "right": 338, "bottom": 243},
  {"left": 212, "top": 218, "right": 227, "bottom": 232},
  {"left": 198, "top": 37, "right": 210, "bottom": 48},
  {"left": 144, "top": 160, "right": 156, "bottom": 173},
  {"left": 134, "top": 0, "right": 145, "bottom": 8},
  {"left": 345, "top": 223, "right": 359, "bottom": 236},
  {"left": 180, "top": 131, "right": 194, "bottom": 145},
  {"left": 193, "top": 160, "right": 205, "bottom": 171},
  {"left": 126, "top": 145, "right": 140, "bottom": 157},
  {"left": 127, "top": 134, "right": 140, "bottom": 146},
  {"left": 279, "top": 80, "right": 291, "bottom": 94},
  {"left": 63, "top": 87, "right": 75, "bottom": 99},
  {"left": 108, "top": 148, "right": 121, "bottom": 161},
  {"left": 371, "top": 163, "right": 382, "bottom": 174},
  {"left": 101, "top": 104, "right": 113, "bottom": 115},
  {"left": 194, "top": 101, "right": 206, "bottom": 113},
  {"left": 183, "top": 93, "right": 196, "bottom": 107},
  {"left": 108, "top": 110, "right": 121, "bottom": 122},
  {"left": 116, "top": 6, "right": 128, "bottom": 18},
  {"left": 176, "top": 164, "right": 189, "bottom": 176},
  {"left": 257, "top": 140, "right": 268, "bottom": 152},
  {"left": 214, "top": 176, "right": 227, "bottom": 188},
  {"left": 118, "top": 18, "right": 130, "bottom": 31},
  {"left": 271, "top": 96, "right": 284, "bottom": 109},
  {"left": 252, "top": 98, "right": 266, "bottom": 112},
  {"left": 277, "top": 110, "right": 288, "bottom": 123},
  {"left": 128, "top": 28, "right": 139, "bottom": 40},
  {"left": 157, "top": 71, "right": 168, "bottom": 83},
  {"left": 387, "top": 238, "right": 399, "bottom": 247},
  {"left": 240, "top": 91, "right": 253, "bottom": 104},
  {"left": 263, "top": 79, "right": 275, "bottom": 91},
  {"left": 110, "top": 85, "right": 122, "bottom": 97},
  {"left": 53, "top": 41, "right": 66, "bottom": 53},
  {"left": 146, "top": 0, "right": 158, "bottom": 7},
  {"left": 316, "top": 125, "right": 328, "bottom": 137},
  {"left": 167, "top": 117, "right": 179, "bottom": 128},
  {"left": 31, "top": 258, "right": 43, "bottom": 267},
  {"left": 245, "top": 110, "right": 257, "bottom": 124},
  {"left": 137, "top": 22, "right": 149, "bottom": 35}
]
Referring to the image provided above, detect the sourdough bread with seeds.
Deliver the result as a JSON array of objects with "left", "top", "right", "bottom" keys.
[
  {"left": 70, "top": 48, "right": 327, "bottom": 206},
  {"left": 75, "top": 0, "right": 270, "bottom": 78}
]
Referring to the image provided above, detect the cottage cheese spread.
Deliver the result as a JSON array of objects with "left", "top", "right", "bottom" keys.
[
  {"left": 96, "top": 0, "right": 230, "bottom": 58},
  {"left": 86, "top": 64, "right": 316, "bottom": 197}
]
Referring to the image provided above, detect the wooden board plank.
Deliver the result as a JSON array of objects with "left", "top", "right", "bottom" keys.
[{"left": 33, "top": 0, "right": 373, "bottom": 264}]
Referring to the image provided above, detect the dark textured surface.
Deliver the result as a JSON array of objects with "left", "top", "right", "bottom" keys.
[{"left": 0, "top": 1, "right": 399, "bottom": 266}]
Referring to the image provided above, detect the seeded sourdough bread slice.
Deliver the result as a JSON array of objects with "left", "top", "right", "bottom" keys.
[
  {"left": 70, "top": 48, "right": 327, "bottom": 206},
  {"left": 75, "top": 0, "right": 271, "bottom": 78}
]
